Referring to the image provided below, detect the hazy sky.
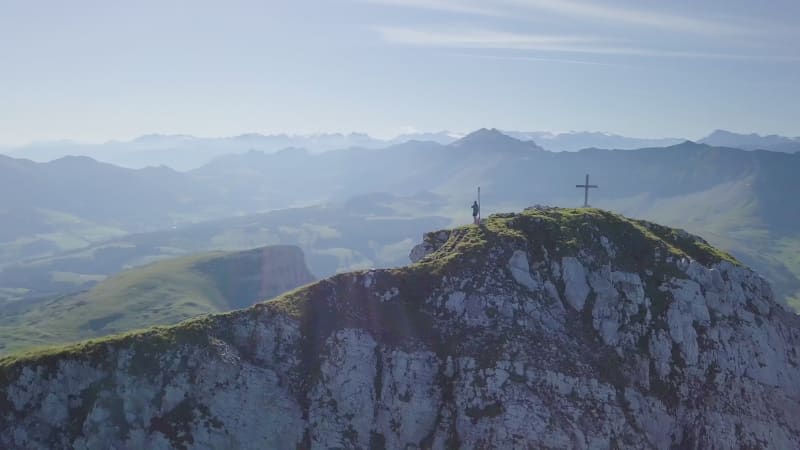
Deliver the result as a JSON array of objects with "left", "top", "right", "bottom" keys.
[{"left": 2, "top": 0, "right": 799, "bottom": 145}]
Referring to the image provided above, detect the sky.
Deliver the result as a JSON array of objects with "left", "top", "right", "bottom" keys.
[{"left": 1, "top": 0, "right": 799, "bottom": 145}]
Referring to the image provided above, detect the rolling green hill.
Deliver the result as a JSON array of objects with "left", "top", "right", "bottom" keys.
[{"left": 0, "top": 245, "right": 314, "bottom": 355}]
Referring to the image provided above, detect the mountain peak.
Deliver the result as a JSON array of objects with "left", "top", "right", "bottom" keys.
[
  {"left": 699, "top": 129, "right": 800, "bottom": 152},
  {"left": 46, "top": 154, "right": 110, "bottom": 169},
  {"left": 452, "top": 128, "right": 511, "bottom": 144},
  {"left": 408, "top": 207, "right": 737, "bottom": 270},
  {"left": 450, "top": 128, "right": 543, "bottom": 153},
  {"left": 706, "top": 129, "right": 740, "bottom": 138}
]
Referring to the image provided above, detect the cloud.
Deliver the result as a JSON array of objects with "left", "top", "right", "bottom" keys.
[
  {"left": 373, "top": 26, "right": 607, "bottom": 50},
  {"left": 361, "top": 0, "right": 506, "bottom": 17},
  {"left": 455, "top": 53, "right": 627, "bottom": 67},
  {"left": 373, "top": 26, "right": 798, "bottom": 61},
  {"left": 504, "top": 0, "right": 745, "bottom": 35},
  {"left": 364, "top": 0, "right": 747, "bottom": 35}
]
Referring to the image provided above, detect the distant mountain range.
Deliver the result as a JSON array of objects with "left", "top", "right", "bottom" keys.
[
  {"left": 1, "top": 128, "right": 799, "bottom": 308},
  {"left": 698, "top": 129, "right": 800, "bottom": 153},
  {"left": 1, "top": 131, "right": 461, "bottom": 170},
  {"left": 4, "top": 129, "right": 796, "bottom": 170},
  {"left": 502, "top": 131, "right": 684, "bottom": 151},
  {"left": 507, "top": 129, "right": 800, "bottom": 153}
]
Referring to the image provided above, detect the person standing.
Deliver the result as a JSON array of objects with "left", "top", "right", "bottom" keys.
[{"left": 472, "top": 200, "right": 480, "bottom": 225}]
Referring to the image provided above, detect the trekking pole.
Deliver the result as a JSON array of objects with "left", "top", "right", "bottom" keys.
[{"left": 478, "top": 186, "right": 481, "bottom": 223}]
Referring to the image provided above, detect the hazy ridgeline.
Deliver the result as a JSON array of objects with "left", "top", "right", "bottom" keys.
[
  {"left": 5, "top": 128, "right": 797, "bottom": 171},
  {"left": 1, "top": 128, "right": 799, "bottom": 312}
]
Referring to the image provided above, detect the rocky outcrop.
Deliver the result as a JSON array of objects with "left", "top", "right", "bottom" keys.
[
  {"left": 409, "top": 230, "right": 451, "bottom": 263},
  {"left": 1, "top": 208, "right": 798, "bottom": 449}
]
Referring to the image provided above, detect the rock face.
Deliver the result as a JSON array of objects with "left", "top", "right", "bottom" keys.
[
  {"left": 409, "top": 230, "right": 451, "bottom": 263},
  {"left": 1, "top": 208, "right": 799, "bottom": 449},
  {"left": 195, "top": 245, "right": 317, "bottom": 309}
]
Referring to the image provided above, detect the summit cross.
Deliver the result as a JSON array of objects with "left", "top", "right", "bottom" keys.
[{"left": 576, "top": 174, "right": 598, "bottom": 207}]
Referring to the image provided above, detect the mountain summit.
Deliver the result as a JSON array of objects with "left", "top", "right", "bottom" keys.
[
  {"left": 450, "top": 128, "right": 544, "bottom": 154},
  {"left": 1, "top": 208, "right": 799, "bottom": 449}
]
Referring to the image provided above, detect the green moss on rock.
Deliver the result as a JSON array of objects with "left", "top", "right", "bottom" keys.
[
  {"left": 409, "top": 208, "right": 738, "bottom": 278},
  {"left": 0, "top": 315, "right": 215, "bottom": 378}
]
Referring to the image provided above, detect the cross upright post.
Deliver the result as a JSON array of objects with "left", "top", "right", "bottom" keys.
[{"left": 576, "top": 174, "right": 598, "bottom": 207}]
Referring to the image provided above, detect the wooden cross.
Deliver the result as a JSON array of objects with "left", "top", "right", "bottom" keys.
[{"left": 576, "top": 174, "right": 598, "bottom": 207}]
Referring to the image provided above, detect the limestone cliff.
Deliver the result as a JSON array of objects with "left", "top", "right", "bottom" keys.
[{"left": 1, "top": 208, "right": 798, "bottom": 449}]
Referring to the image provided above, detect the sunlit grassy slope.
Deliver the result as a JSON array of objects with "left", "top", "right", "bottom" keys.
[{"left": 0, "top": 246, "right": 314, "bottom": 355}]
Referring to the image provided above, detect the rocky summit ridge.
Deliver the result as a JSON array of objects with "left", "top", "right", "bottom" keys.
[{"left": 1, "top": 208, "right": 799, "bottom": 449}]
